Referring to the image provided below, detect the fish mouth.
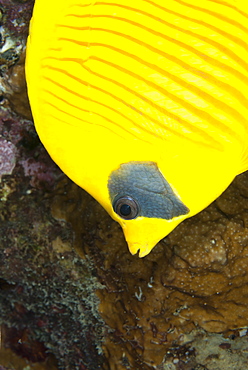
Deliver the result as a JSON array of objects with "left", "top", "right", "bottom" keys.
[{"left": 128, "top": 242, "right": 155, "bottom": 258}]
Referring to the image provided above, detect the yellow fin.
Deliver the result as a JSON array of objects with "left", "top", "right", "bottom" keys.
[{"left": 238, "top": 149, "right": 248, "bottom": 175}]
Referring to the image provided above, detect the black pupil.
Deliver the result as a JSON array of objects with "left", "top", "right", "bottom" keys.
[{"left": 120, "top": 204, "right": 131, "bottom": 216}]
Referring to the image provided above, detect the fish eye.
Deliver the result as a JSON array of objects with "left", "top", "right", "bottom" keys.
[{"left": 113, "top": 196, "right": 139, "bottom": 220}]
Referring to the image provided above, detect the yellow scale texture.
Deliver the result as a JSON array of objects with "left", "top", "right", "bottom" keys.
[{"left": 26, "top": 0, "right": 248, "bottom": 256}]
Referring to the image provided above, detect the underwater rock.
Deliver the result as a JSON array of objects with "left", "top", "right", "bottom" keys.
[
  {"left": 0, "top": 172, "right": 107, "bottom": 369},
  {"left": 2, "top": 50, "right": 32, "bottom": 119},
  {"left": 0, "top": 0, "right": 34, "bottom": 38},
  {"left": 158, "top": 328, "right": 248, "bottom": 370},
  {"left": 52, "top": 171, "right": 248, "bottom": 369},
  {"left": 0, "top": 0, "right": 33, "bottom": 119},
  {"left": 0, "top": 138, "right": 16, "bottom": 179}
]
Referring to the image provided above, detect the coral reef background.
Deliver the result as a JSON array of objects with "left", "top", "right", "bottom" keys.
[{"left": 0, "top": 0, "right": 248, "bottom": 369}]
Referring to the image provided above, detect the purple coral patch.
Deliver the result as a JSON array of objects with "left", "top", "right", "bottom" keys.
[
  {"left": 0, "top": 138, "right": 16, "bottom": 179},
  {"left": 20, "top": 156, "right": 58, "bottom": 188}
]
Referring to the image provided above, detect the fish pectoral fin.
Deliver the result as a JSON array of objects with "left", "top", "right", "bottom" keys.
[{"left": 238, "top": 151, "right": 248, "bottom": 175}]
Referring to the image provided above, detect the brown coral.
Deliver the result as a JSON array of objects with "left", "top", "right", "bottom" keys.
[{"left": 51, "top": 171, "right": 248, "bottom": 369}]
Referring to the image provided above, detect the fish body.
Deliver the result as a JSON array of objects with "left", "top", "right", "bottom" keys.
[{"left": 26, "top": 0, "right": 248, "bottom": 256}]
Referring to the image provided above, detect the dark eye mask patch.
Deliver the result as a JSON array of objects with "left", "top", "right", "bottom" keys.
[{"left": 108, "top": 161, "right": 189, "bottom": 220}]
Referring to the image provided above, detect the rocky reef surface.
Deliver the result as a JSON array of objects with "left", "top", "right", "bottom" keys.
[{"left": 0, "top": 1, "right": 248, "bottom": 369}]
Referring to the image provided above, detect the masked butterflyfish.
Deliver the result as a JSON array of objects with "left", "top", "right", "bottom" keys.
[{"left": 26, "top": 0, "right": 248, "bottom": 257}]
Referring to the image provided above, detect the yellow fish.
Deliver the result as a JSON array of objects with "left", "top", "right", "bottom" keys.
[{"left": 26, "top": 0, "right": 248, "bottom": 257}]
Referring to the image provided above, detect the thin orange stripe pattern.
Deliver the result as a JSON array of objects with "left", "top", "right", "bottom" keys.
[{"left": 39, "top": 0, "right": 248, "bottom": 149}]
